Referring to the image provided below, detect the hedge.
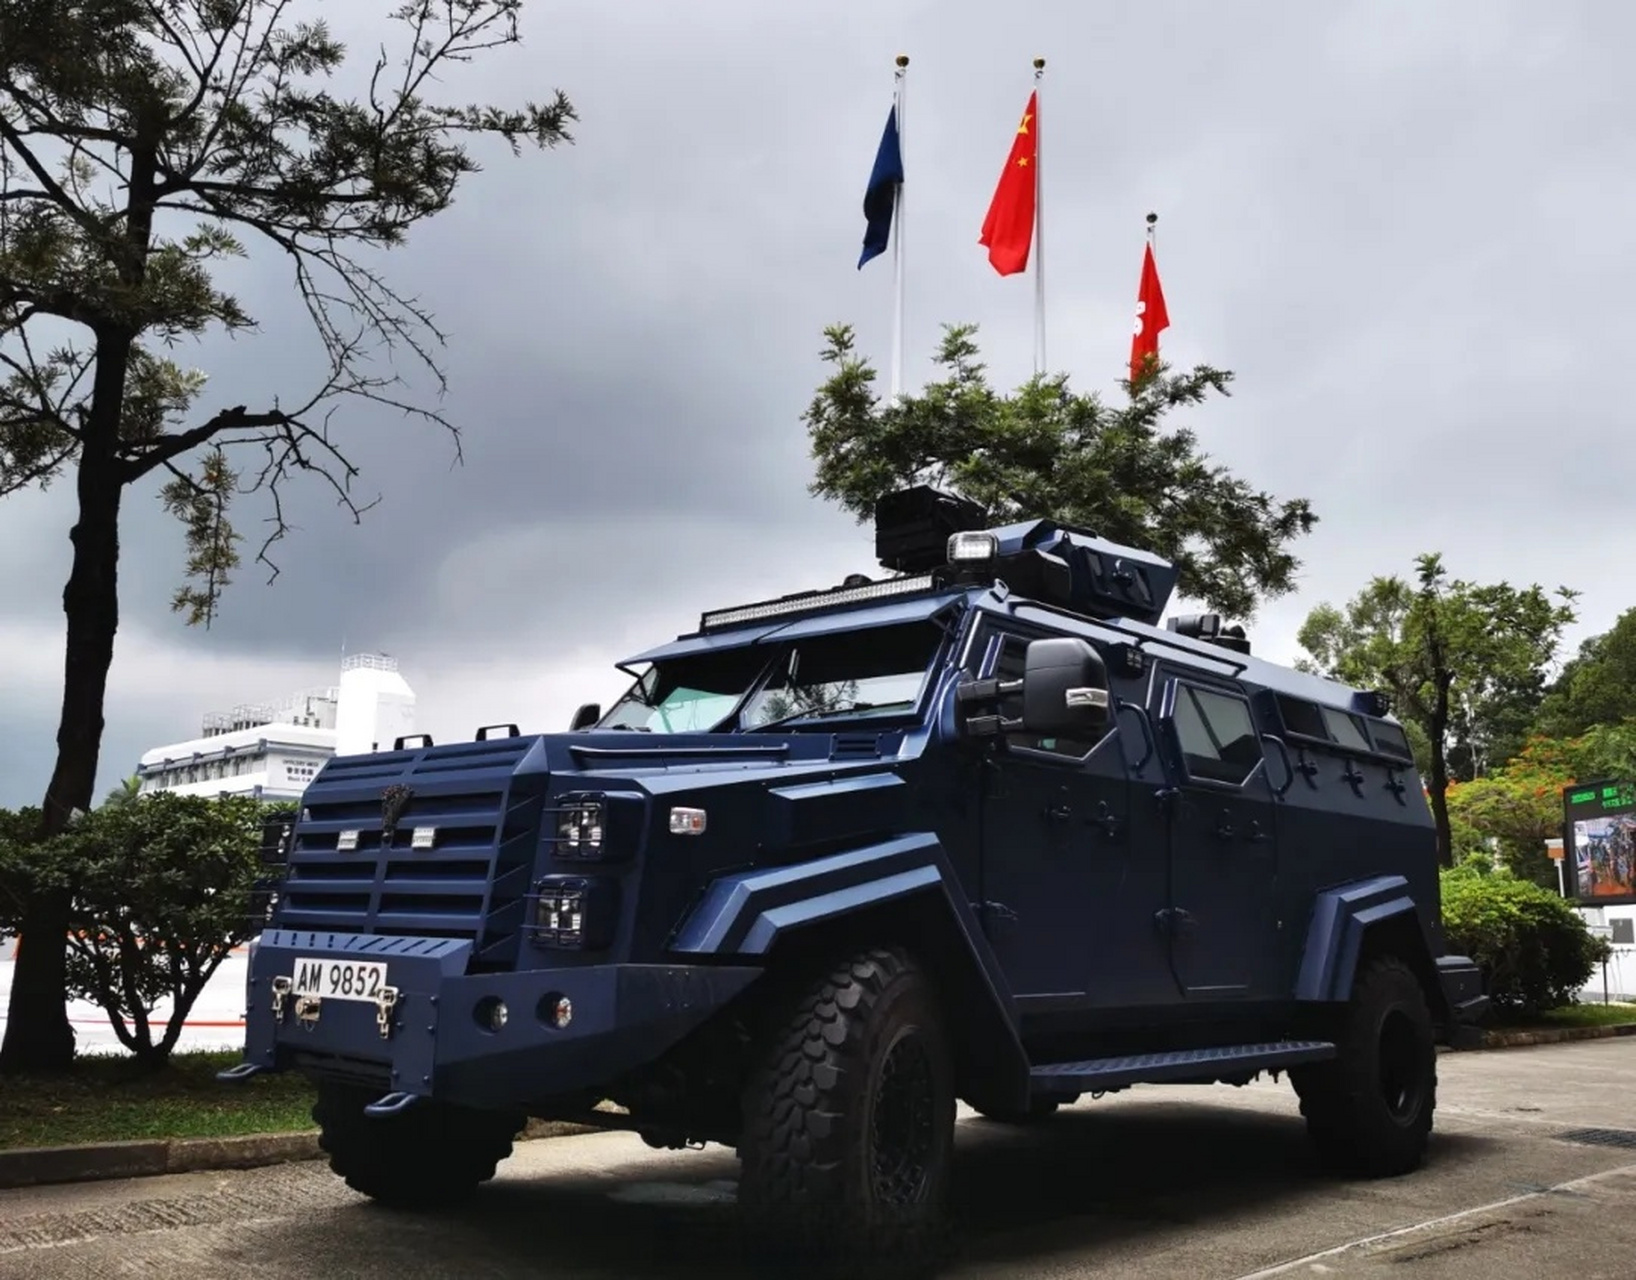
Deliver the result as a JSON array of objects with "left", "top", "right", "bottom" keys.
[
  {"left": 1440, "top": 861, "right": 1612, "bottom": 1018},
  {"left": 0, "top": 793, "right": 287, "bottom": 1068}
]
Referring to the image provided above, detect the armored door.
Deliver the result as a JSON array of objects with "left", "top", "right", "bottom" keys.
[
  {"left": 974, "top": 629, "right": 1142, "bottom": 1009},
  {"left": 1153, "top": 673, "right": 1282, "bottom": 1001}
]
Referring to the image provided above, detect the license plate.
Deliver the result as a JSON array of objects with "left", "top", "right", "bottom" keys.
[{"left": 291, "top": 956, "right": 389, "bottom": 1002}]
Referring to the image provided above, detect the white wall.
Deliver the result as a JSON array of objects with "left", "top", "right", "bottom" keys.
[{"left": 1577, "top": 904, "right": 1636, "bottom": 1002}]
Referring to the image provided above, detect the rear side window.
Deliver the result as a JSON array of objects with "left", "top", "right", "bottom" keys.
[
  {"left": 1369, "top": 719, "right": 1414, "bottom": 760},
  {"left": 1170, "top": 683, "right": 1262, "bottom": 786}
]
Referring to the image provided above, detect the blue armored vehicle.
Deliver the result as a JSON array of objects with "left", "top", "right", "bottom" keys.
[{"left": 227, "top": 487, "right": 1488, "bottom": 1268}]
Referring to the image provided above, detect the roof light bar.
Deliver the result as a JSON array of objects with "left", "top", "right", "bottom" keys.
[{"left": 699, "top": 572, "right": 939, "bottom": 632}]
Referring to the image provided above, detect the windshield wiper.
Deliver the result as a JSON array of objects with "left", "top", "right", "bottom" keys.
[{"left": 748, "top": 700, "right": 912, "bottom": 732}]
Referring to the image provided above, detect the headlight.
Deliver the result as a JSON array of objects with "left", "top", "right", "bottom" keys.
[
  {"left": 555, "top": 794, "right": 606, "bottom": 859},
  {"left": 529, "top": 876, "right": 618, "bottom": 950}
]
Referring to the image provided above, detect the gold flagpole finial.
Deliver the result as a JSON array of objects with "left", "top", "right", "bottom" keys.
[
  {"left": 1033, "top": 57, "right": 1046, "bottom": 71},
  {"left": 896, "top": 54, "right": 909, "bottom": 68}
]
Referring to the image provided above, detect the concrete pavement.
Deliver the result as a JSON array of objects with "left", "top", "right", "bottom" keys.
[{"left": 4, "top": 1037, "right": 1636, "bottom": 1278}]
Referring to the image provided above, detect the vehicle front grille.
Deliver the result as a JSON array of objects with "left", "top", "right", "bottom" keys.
[{"left": 274, "top": 737, "right": 542, "bottom": 966}]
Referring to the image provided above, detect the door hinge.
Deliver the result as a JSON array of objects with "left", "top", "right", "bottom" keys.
[
  {"left": 1154, "top": 907, "right": 1198, "bottom": 937},
  {"left": 980, "top": 900, "right": 1020, "bottom": 940}
]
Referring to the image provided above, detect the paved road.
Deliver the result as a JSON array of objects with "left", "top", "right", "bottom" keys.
[{"left": 5, "top": 1038, "right": 1636, "bottom": 1278}]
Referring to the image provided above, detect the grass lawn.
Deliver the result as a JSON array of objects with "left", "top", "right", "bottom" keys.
[
  {"left": 0, "top": 1049, "right": 316, "bottom": 1151},
  {"left": 1487, "top": 1000, "right": 1636, "bottom": 1031}
]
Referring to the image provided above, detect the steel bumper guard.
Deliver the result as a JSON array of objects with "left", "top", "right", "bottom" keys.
[
  {"left": 226, "top": 930, "right": 764, "bottom": 1111},
  {"left": 1436, "top": 953, "right": 1490, "bottom": 1024}
]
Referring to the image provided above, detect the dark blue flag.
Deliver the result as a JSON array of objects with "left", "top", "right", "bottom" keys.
[{"left": 858, "top": 104, "right": 903, "bottom": 269}]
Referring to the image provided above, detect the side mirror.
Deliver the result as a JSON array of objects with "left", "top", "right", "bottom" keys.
[
  {"left": 1021, "top": 638, "right": 1110, "bottom": 738},
  {"left": 569, "top": 702, "right": 601, "bottom": 731}
]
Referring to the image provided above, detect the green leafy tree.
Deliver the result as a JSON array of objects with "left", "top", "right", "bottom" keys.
[
  {"left": 99, "top": 773, "right": 142, "bottom": 808},
  {"left": 802, "top": 323, "right": 1317, "bottom": 620},
  {"left": 1578, "top": 719, "right": 1636, "bottom": 781},
  {"left": 0, "top": 0, "right": 575, "bottom": 1074},
  {"left": 0, "top": 792, "right": 272, "bottom": 1068},
  {"left": 1298, "top": 554, "right": 1577, "bottom": 867},
  {"left": 1534, "top": 606, "right": 1636, "bottom": 738}
]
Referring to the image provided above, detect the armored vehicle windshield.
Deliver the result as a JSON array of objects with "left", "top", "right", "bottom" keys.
[{"left": 596, "top": 616, "right": 947, "bottom": 733}]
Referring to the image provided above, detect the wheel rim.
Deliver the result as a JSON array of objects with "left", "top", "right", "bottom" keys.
[
  {"left": 1377, "top": 1009, "right": 1425, "bottom": 1122},
  {"left": 870, "top": 1027, "right": 937, "bottom": 1206}
]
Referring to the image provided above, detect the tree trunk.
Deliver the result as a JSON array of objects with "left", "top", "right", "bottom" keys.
[
  {"left": 1428, "top": 684, "right": 1454, "bottom": 869},
  {"left": 0, "top": 345, "right": 129, "bottom": 1076}
]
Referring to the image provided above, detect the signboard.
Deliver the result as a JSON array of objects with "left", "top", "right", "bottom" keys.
[{"left": 1564, "top": 779, "right": 1636, "bottom": 904}]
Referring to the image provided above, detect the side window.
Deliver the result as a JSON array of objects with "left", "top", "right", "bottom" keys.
[
  {"left": 992, "top": 634, "right": 1100, "bottom": 760},
  {"left": 1169, "top": 682, "right": 1263, "bottom": 786},
  {"left": 1321, "top": 706, "right": 1371, "bottom": 753}
]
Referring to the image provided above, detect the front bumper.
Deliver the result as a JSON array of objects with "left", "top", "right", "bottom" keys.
[
  {"left": 232, "top": 930, "right": 763, "bottom": 1110},
  {"left": 1436, "top": 953, "right": 1490, "bottom": 1025}
]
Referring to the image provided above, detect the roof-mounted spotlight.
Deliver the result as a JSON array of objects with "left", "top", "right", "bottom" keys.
[
  {"left": 946, "top": 530, "right": 998, "bottom": 574},
  {"left": 1166, "top": 613, "right": 1250, "bottom": 655}
]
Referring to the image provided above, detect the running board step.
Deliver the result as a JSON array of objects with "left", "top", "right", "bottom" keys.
[{"left": 1030, "top": 1040, "right": 1337, "bottom": 1093}]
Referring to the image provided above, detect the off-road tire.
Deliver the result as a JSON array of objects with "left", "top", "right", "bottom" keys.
[
  {"left": 737, "top": 947, "right": 957, "bottom": 1277},
  {"left": 312, "top": 1081, "right": 525, "bottom": 1210},
  {"left": 1291, "top": 955, "right": 1438, "bottom": 1177}
]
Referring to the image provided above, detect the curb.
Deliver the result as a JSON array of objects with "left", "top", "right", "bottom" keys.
[
  {"left": 1463, "top": 1020, "right": 1636, "bottom": 1050},
  {"left": 0, "top": 1118, "right": 599, "bottom": 1192}
]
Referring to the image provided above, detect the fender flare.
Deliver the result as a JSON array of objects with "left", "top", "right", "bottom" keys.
[
  {"left": 669, "top": 831, "right": 1031, "bottom": 1111},
  {"left": 1295, "top": 874, "right": 1486, "bottom": 1023}
]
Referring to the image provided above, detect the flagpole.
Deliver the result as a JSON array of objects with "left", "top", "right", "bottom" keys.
[
  {"left": 1032, "top": 57, "right": 1046, "bottom": 377},
  {"left": 891, "top": 54, "right": 909, "bottom": 403}
]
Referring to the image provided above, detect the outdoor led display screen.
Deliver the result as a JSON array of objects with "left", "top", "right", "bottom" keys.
[{"left": 1564, "top": 778, "right": 1636, "bottom": 904}]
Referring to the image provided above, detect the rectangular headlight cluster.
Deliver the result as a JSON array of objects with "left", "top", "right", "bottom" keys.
[
  {"left": 528, "top": 875, "right": 618, "bottom": 950},
  {"left": 554, "top": 794, "right": 606, "bottom": 859}
]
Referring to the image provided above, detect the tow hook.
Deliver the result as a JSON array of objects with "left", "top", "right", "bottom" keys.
[
  {"left": 271, "top": 975, "right": 291, "bottom": 1022},
  {"left": 364, "top": 1091, "right": 421, "bottom": 1119}
]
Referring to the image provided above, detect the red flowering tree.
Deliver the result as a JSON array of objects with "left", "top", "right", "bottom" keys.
[{"left": 1446, "top": 735, "right": 1597, "bottom": 888}]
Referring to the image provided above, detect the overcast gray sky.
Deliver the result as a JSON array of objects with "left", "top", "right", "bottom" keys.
[{"left": 2, "top": 0, "right": 1631, "bottom": 808}]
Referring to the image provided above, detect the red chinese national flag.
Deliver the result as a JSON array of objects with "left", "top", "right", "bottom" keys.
[
  {"left": 1129, "top": 242, "right": 1169, "bottom": 383},
  {"left": 979, "top": 91, "right": 1038, "bottom": 276}
]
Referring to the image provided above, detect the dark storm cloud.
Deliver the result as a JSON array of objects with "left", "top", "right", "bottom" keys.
[{"left": 5, "top": 0, "right": 1636, "bottom": 805}]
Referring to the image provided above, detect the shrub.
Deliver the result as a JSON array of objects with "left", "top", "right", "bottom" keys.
[
  {"left": 1440, "top": 865, "right": 1612, "bottom": 1018},
  {"left": 0, "top": 793, "right": 281, "bottom": 1067}
]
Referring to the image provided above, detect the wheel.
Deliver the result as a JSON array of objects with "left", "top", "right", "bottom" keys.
[
  {"left": 737, "top": 947, "right": 957, "bottom": 1276},
  {"left": 312, "top": 1081, "right": 525, "bottom": 1209},
  {"left": 1290, "top": 955, "right": 1437, "bottom": 1177}
]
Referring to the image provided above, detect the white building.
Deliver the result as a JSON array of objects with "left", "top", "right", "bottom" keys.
[{"left": 135, "top": 653, "right": 418, "bottom": 802}]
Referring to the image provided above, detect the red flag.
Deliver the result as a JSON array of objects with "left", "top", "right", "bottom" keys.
[
  {"left": 979, "top": 92, "right": 1038, "bottom": 276},
  {"left": 1129, "top": 242, "right": 1169, "bottom": 383}
]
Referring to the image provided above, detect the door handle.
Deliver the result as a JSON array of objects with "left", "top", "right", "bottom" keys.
[
  {"left": 1094, "top": 800, "right": 1119, "bottom": 839},
  {"left": 1046, "top": 803, "right": 1071, "bottom": 823}
]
